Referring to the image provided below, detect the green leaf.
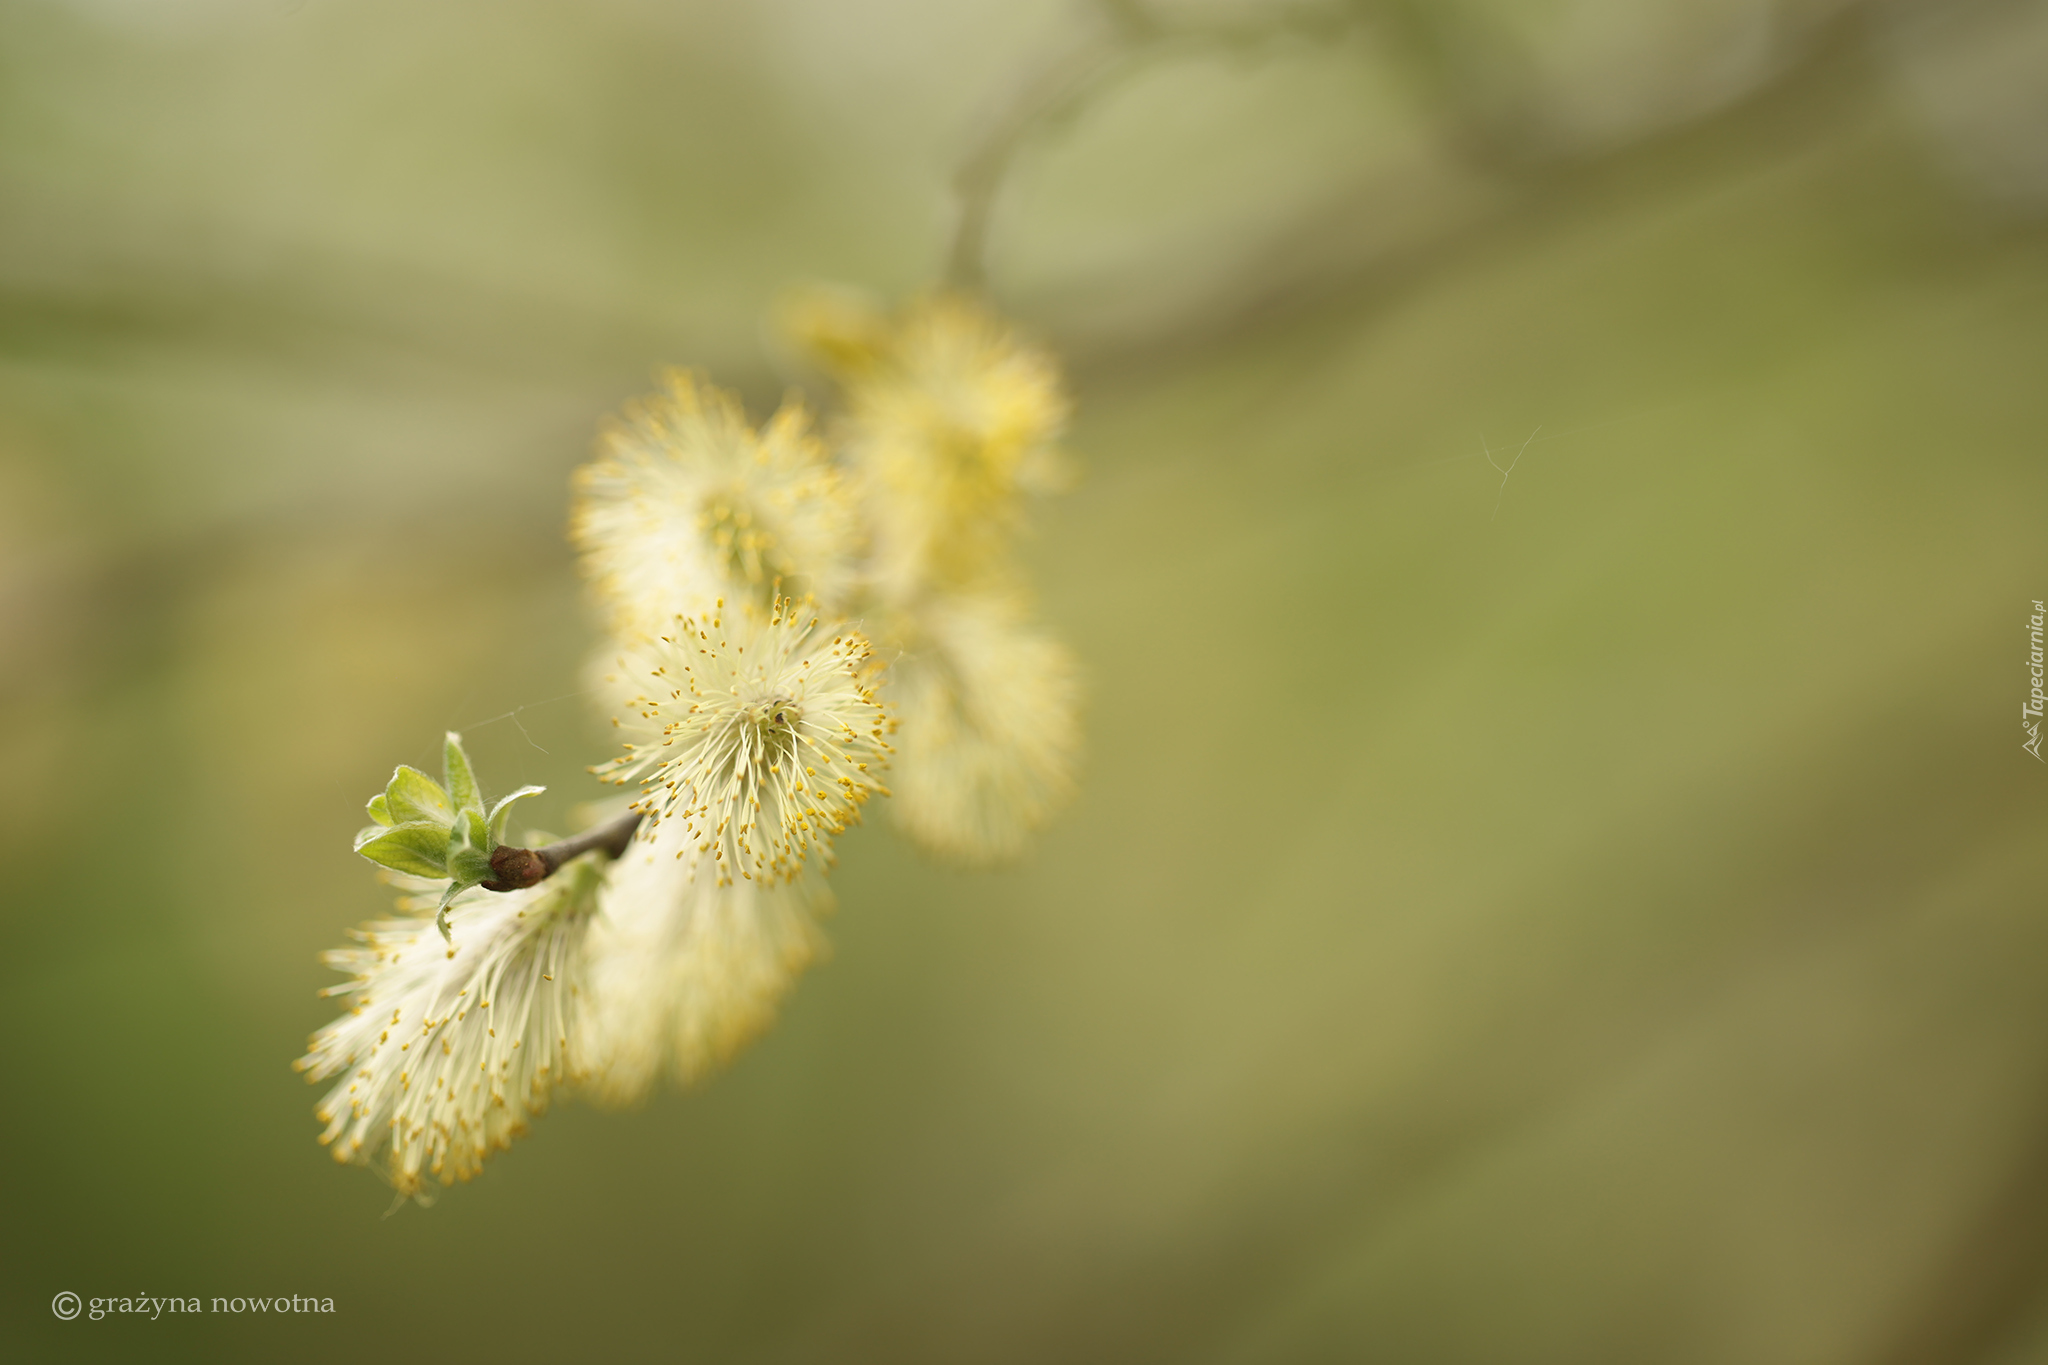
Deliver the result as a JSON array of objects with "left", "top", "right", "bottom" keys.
[
  {"left": 435, "top": 882, "right": 463, "bottom": 943},
  {"left": 486, "top": 785, "right": 546, "bottom": 846},
  {"left": 383, "top": 765, "right": 453, "bottom": 825},
  {"left": 353, "top": 820, "right": 452, "bottom": 878},
  {"left": 445, "top": 844, "right": 493, "bottom": 887},
  {"left": 365, "top": 792, "right": 393, "bottom": 827},
  {"left": 443, "top": 732, "right": 483, "bottom": 816},
  {"left": 458, "top": 807, "right": 489, "bottom": 852}
]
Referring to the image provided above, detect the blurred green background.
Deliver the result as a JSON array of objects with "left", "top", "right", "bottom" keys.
[{"left": 4, "top": 0, "right": 2048, "bottom": 1360}]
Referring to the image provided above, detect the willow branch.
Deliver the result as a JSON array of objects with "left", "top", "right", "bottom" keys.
[
  {"left": 944, "top": 15, "right": 1130, "bottom": 292},
  {"left": 942, "top": 0, "right": 1372, "bottom": 293},
  {"left": 481, "top": 809, "right": 643, "bottom": 892}
]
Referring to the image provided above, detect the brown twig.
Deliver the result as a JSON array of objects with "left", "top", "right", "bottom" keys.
[{"left": 481, "top": 809, "right": 643, "bottom": 892}]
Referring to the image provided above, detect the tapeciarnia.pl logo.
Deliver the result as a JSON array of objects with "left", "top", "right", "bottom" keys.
[{"left": 2026, "top": 600, "right": 2044, "bottom": 761}]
